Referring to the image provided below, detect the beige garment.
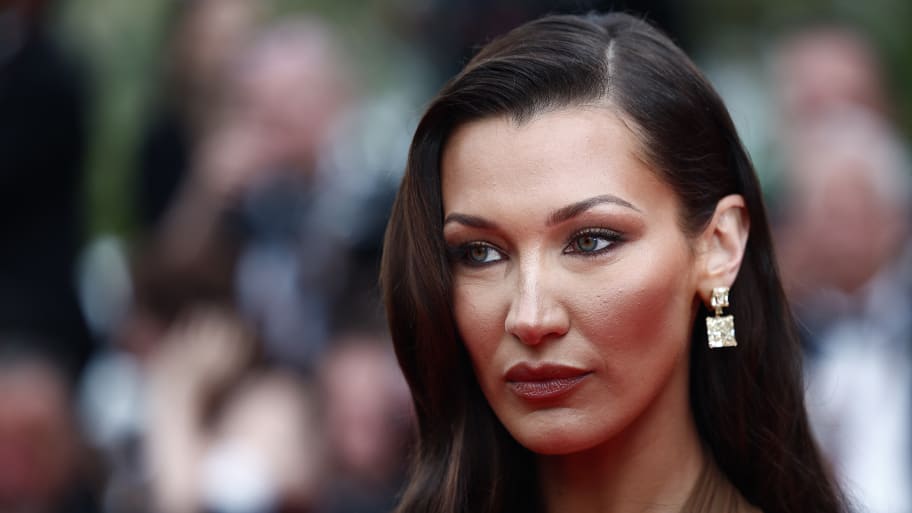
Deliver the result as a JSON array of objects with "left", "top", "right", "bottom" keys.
[{"left": 680, "top": 456, "right": 762, "bottom": 513}]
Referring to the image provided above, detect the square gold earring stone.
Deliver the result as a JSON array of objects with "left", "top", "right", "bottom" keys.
[
  {"left": 707, "top": 315, "right": 737, "bottom": 348},
  {"left": 711, "top": 287, "right": 730, "bottom": 309}
]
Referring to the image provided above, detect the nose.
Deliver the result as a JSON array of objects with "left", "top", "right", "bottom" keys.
[{"left": 504, "top": 260, "right": 570, "bottom": 346}]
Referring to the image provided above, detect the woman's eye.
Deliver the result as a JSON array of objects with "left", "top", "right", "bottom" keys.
[
  {"left": 564, "top": 230, "right": 620, "bottom": 255},
  {"left": 449, "top": 242, "right": 505, "bottom": 266},
  {"left": 466, "top": 243, "right": 503, "bottom": 264}
]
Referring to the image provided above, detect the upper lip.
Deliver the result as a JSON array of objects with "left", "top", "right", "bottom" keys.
[{"left": 504, "top": 362, "right": 590, "bottom": 382}]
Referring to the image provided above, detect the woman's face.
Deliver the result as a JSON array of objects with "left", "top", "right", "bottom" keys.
[{"left": 441, "top": 107, "right": 701, "bottom": 455}]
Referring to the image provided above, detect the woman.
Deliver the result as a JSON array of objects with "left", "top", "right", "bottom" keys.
[{"left": 381, "top": 12, "right": 846, "bottom": 513}]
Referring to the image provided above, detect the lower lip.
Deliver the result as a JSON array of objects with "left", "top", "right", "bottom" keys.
[{"left": 508, "top": 373, "right": 590, "bottom": 401}]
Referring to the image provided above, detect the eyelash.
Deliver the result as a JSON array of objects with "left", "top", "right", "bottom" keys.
[
  {"left": 447, "top": 228, "right": 623, "bottom": 267},
  {"left": 562, "top": 228, "right": 623, "bottom": 256},
  {"left": 447, "top": 241, "right": 505, "bottom": 267}
]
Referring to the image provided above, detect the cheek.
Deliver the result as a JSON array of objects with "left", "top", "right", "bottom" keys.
[
  {"left": 575, "top": 244, "right": 696, "bottom": 366},
  {"left": 452, "top": 277, "right": 507, "bottom": 365}
]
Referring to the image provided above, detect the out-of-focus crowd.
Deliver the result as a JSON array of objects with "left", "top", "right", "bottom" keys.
[
  {"left": 1, "top": 0, "right": 910, "bottom": 512},
  {"left": 3, "top": 0, "right": 415, "bottom": 511},
  {"left": 769, "top": 27, "right": 912, "bottom": 512}
]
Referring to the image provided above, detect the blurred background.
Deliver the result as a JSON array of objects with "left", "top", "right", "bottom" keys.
[{"left": 1, "top": 0, "right": 910, "bottom": 512}]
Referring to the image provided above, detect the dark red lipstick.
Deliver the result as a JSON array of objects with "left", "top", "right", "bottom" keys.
[{"left": 504, "top": 363, "right": 591, "bottom": 401}]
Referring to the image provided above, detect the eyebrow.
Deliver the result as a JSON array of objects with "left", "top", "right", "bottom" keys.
[
  {"left": 443, "top": 194, "right": 640, "bottom": 230},
  {"left": 443, "top": 213, "right": 498, "bottom": 230},
  {"left": 548, "top": 194, "right": 641, "bottom": 226}
]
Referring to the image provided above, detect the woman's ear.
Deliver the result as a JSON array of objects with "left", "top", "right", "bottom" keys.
[{"left": 696, "top": 194, "right": 750, "bottom": 306}]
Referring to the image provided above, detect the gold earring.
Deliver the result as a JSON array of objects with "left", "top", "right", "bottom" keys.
[{"left": 706, "top": 286, "right": 737, "bottom": 349}]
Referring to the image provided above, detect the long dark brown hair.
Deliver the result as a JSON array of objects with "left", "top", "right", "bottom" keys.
[{"left": 381, "top": 12, "right": 846, "bottom": 513}]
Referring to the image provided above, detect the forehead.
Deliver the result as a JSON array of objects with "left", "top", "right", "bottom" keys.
[{"left": 441, "top": 107, "right": 672, "bottom": 217}]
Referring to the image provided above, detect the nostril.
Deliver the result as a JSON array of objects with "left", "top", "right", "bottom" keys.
[
  {"left": 508, "top": 321, "right": 568, "bottom": 346},
  {"left": 505, "top": 304, "right": 569, "bottom": 346}
]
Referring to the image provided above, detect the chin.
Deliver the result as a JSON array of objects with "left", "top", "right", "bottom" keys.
[{"left": 504, "top": 411, "right": 614, "bottom": 456}]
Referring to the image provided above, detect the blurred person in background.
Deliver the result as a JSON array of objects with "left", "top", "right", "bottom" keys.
[
  {"left": 146, "top": 15, "right": 362, "bottom": 371},
  {"left": 128, "top": 0, "right": 266, "bottom": 333},
  {"left": 318, "top": 334, "right": 412, "bottom": 513},
  {"left": 0, "top": 0, "right": 93, "bottom": 381},
  {"left": 0, "top": 346, "right": 101, "bottom": 513},
  {"left": 773, "top": 27, "right": 890, "bottom": 135},
  {"left": 772, "top": 26, "right": 912, "bottom": 513},
  {"left": 136, "top": 0, "right": 264, "bottom": 232},
  {"left": 143, "top": 307, "right": 326, "bottom": 513},
  {"left": 91, "top": 255, "right": 326, "bottom": 513}
]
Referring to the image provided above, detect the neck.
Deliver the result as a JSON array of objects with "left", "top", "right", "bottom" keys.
[{"left": 537, "top": 359, "right": 704, "bottom": 513}]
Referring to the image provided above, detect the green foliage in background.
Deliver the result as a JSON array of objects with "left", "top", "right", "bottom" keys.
[{"left": 55, "top": 0, "right": 173, "bottom": 238}]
